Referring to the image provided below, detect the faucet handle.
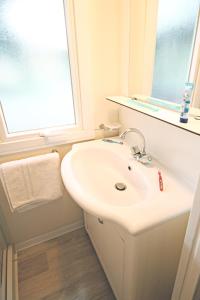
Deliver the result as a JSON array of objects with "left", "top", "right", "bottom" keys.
[
  {"left": 131, "top": 145, "right": 146, "bottom": 157},
  {"left": 131, "top": 146, "right": 152, "bottom": 164},
  {"left": 138, "top": 154, "right": 152, "bottom": 165},
  {"left": 131, "top": 145, "right": 141, "bottom": 155}
]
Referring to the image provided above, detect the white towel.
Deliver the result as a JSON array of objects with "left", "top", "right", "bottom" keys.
[{"left": 0, "top": 153, "right": 63, "bottom": 212}]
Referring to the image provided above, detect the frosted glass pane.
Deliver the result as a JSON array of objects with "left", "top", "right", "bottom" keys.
[
  {"left": 0, "top": 0, "right": 75, "bottom": 133},
  {"left": 152, "top": 0, "right": 200, "bottom": 103}
]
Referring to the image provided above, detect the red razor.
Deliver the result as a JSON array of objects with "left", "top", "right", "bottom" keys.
[{"left": 158, "top": 171, "right": 163, "bottom": 192}]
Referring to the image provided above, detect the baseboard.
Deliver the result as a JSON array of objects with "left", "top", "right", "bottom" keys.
[
  {"left": 16, "top": 220, "right": 84, "bottom": 251},
  {"left": 0, "top": 249, "right": 7, "bottom": 300},
  {"left": 14, "top": 252, "right": 19, "bottom": 300},
  {"left": 7, "top": 246, "right": 13, "bottom": 300},
  {"left": 0, "top": 245, "right": 19, "bottom": 300}
]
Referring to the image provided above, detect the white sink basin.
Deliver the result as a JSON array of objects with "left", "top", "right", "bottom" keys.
[
  {"left": 64, "top": 145, "right": 152, "bottom": 207},
  {"left": 61, "top": 140, "right": 192, "bottom": 234}
]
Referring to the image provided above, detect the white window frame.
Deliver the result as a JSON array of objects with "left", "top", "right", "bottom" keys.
[
  {"left": 0, "top": 0, "right": 95, "bottom": 155},
  {"left": 141, "top": 0, "right": 200, "bottom": 108}
]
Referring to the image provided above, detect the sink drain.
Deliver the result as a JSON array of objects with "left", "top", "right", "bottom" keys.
[{"left": 115, "top": 182, "right": 127, "bottom": 191}]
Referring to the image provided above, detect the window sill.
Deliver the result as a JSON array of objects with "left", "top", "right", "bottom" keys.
[{"left": 0, "top": 129, "right": 95, "bottom": 156}]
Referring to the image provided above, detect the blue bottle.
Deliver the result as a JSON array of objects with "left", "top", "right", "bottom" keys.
[{"left": 180, "top": 82, "right": 194, "bottom": 123}]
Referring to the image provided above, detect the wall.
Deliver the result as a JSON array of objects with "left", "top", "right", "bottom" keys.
[
  {"left": 119, "top": 0, "right": 200, "bottom": 192},
  {"left": 3, "top": 0, "right": 198, "bottom": 246},
  {"left": 120, "top": 0, "right": 159, "bottom": 97},
  {"left": 0, "top": 0, "right": 122, "bottom": 245},
  {"left": 0, "top": 145, "right": 83, "bottom": 245},
  {"left": 73, "top": 0, "right": 121, "bottom": 132},
  {"left": 119, "top": 107, "right": 200, "bottom": 191}
]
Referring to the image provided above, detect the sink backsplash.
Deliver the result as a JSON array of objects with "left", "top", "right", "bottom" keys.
[{"left": 119, "top": 107, "right": 200, "bottom": 191}]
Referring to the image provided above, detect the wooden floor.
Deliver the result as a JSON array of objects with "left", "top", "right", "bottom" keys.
[{"left": 18, "top": 228, "right": 116, "bottom": 300}]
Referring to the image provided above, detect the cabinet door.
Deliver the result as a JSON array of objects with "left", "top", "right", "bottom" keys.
[{"left": 85, "top": 213, "right": 124, "bottom": 300}]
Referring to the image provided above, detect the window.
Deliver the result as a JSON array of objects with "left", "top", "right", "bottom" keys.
[
  {"left": 151, "top": 0, "right": 200, "bottom": 103},
  {"left": 0, "top": 0, "right": 96, "bottom": 154},
  {"left": 0, "top": 0, "right": 76, "bottom": 134}
]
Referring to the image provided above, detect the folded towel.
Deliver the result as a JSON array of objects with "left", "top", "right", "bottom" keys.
[{"left": 0, "top": 153, "right": 63, "bottom": 212}]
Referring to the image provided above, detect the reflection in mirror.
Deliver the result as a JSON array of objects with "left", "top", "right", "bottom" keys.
[{"left": 151, "top": 0, "right": 200, "bottom": 105}]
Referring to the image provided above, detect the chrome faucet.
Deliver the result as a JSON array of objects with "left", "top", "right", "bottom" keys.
[{"left": 119, "top": 128, "right": 152, "bottom": 164}]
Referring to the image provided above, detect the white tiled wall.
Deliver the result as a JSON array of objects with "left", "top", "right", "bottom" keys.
[{"left": 120, "top": 107, "right": 200, "bottom": 191}]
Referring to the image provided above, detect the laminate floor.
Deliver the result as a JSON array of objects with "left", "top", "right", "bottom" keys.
[{"left": 18, "top": 228, "right": 116, "bottom": 300}]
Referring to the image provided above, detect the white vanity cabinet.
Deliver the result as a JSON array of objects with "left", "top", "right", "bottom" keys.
[
  {"left": 84, "top": 212, "right": 125, "bottom": 299},
  {"left": 84, "top": 211, "right": 189, "bottom": 300},
  {"left": 62, "top": 140, "right": 192, "bottom": 299}
]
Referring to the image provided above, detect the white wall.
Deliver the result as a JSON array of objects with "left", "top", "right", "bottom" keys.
[
  {"left": 120, "top": 0, "right": 159, "bottom": 97},
  {"left": 119, "top": 107, "right": 200, "bottom": 191},
  {"left": 0, "top": 145, "right": 83, "bottom": 244},
  {"left": 2, "top": 0, "right": 198, "bottom": 246},
  {"left": 74, "top": 0, "right": 121, "bottom": 130},
  {"left": 119, "top": 0, "right": 200, "bottom": 192}
]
